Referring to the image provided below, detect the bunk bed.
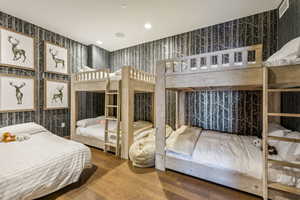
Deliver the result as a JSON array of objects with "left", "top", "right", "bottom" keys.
[
  {"left": 155, "top": 44, "right": 300, "bottom": 200},
  {"left": 71, "top": 66, "right": 155, "bottom": 159}
]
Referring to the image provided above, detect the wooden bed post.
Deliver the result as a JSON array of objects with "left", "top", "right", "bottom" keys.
[
  {"left": 155, "top": 60, "right": 166, "bottom": 171},
  {"left": 121, "top": 66, "right": 134, "bottom": 159},
  {"left": 176, "top": 91, "right": 185, "bottom": 129},
  {"left": 151, "top": 92, "right": 156, "bottom": 126},
  {"left": 70, "top": 75, "right": 78, "bottom": 139},
  {"left": 262, "top": 67, "right": 269, "bottom": 200}
]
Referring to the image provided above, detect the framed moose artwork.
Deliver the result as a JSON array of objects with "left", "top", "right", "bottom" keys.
[
  {"left": 44, "top": 79, "right": 69, "bottom": 110},
  {"left": 44, "top": 41, "right": 68, "bottom": 75},
  {"left": 0, "top": 27, "right": 35, "bottom": 70},
  {"left": 0, "top": 74, "right": 35, "bottom": 112}
]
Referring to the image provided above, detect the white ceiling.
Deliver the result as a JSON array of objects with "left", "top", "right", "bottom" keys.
[{"left": 0, "top": 0, "right": 282, "bottom": 51}]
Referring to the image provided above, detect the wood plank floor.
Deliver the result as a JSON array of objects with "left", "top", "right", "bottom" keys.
[{"left": 40, "top": 147, "right": 261, "bottom": 200}]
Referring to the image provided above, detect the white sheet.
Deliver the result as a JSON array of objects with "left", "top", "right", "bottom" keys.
[
  {"left": 76, "top": 120, "right": 153, "bottom": 143},
  {"left": 0, "top": 130, "right": 91, "bottom": 200}
]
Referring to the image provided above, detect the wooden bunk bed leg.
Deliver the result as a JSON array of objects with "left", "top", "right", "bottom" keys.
[
  {"left": 155, "top": 61, "right": 166, "bottom": 171},
  {"left": 70, "top": 75, "right": 78, "bottom": 140},
  {"left": 121, "top": 66, "right": 134, "bottom": 159},
  {"left": 262, "top": 67, "right": 269, "bottom": 200},
  {"left": 176, "top": 91, "right": 185, "bottom": 129}
]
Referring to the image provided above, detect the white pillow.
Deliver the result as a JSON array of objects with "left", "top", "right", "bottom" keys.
[
  {"left": 265, "top": 37, "right": 300, "bottom": 66},
  {"left": 268, "top": 123, "right": 291, "bottom": 147},
  {"left": 0, "top": 122, "right": 47, "bottom": 136},
  {"left": 167, "top": 125, "right": 202, "bottom": 157},
  {"left": 77, "top": 116, "right": 104, "bottom": 127}
]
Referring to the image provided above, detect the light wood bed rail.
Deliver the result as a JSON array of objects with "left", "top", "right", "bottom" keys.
[
  {"left": 155, "top": 43, "right": 300, "bottom": 199},
  {"left": 71, "top": 66, "right": 155, "bottom": 159}
]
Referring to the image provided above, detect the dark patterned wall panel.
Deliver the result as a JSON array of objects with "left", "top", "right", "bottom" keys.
[
  {"left": 278, "top": 0, "right": 300, "bottom": 48},
  {"left": 0, "top": 11, "right": 110, "bottom": 137},
  {"left": 278, "top": 1, "right": 300, "bottom": 132},
  {"left": 186, "top": 90, "right": 262, "bottom": 136},
  {"left": 110, "top": 10, "right": 278, "bottom": 135}
]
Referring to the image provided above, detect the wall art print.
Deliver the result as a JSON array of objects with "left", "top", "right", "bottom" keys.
[
  {"left": 45, "top": 41, "right": 68, "bottom": 74},
  {"left": 44, "top": 79, "right": 69, "bottom": 110},
  {"left": 0, "top": 27, "right": 35, "bottom": 70},
  {"left": 0, "top": 74, "right": 35, "bottom": 112}
]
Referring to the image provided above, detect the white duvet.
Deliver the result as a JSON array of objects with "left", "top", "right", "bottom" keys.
[{"left": 0, "top": 126, "right": 91, "bottom": 200}]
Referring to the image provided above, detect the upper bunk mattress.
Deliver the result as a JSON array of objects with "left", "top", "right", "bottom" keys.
[{"left": 0, "top": 123, "right": 91, "bottom": 200}]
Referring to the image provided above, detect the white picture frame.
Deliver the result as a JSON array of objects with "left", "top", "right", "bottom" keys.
[
  {"left": 0, "top": 74, "right": 35, "bottom": 112},
  {"left": 44, "top": 41, "right": 68, "bottom": 75},
  {"left": 44, "top": 79, "right": 69, "bottom": 110},
  {"left": 0, "top": 27, "right": 35, "bottom": 70}
]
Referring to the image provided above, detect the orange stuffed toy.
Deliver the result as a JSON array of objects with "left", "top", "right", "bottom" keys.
[{"left": 1, "top": 132, "right": 16, "bottom": 143}]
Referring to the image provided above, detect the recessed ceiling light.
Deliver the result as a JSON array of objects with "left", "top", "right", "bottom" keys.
[
  {"left": 144, "top": 23, "right": 152, "bottom": 30},
  {"left": 96, "top": 40, "right": 103, "bottom": 45},
  {"left": 115, "top": 32, "right": 125, "bottom": 38}
]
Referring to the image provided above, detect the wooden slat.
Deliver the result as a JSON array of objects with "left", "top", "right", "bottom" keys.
[
  {"left": 107, "top": 92, "right": 119, "bottom": 95},
  {"left": 268, "top": 136, "right": 300, "bottom": 143},
  {"left": 105, "top": 142, "right": 117, "bottom": 148},
  {"left": 106, "top": 117, "right": 118, "bottom": 121},
  {"left": 106, "top": 105, "right": 119, "bottom": 108},
  {"left": 268, "top": 88, "right": 300, "bottom": 92},
  {"left": 269, "top": 183, "right": 300, "bottom": 196},
  {"left": 268, "top": 159, "right": 300, "bottom": 169},
  {"left": 268, "top": 113, "right": 300, "bottom": 117},
  {"left": 105, "top": 130, "right": 117, "bottom": 134}
]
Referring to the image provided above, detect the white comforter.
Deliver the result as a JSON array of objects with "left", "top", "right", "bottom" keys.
[
  {"left": 0, "top": 131, "right": 91, "bottom": 200},
  {"left": 191, "top": 130, "right": 262, "bottom": 179}
]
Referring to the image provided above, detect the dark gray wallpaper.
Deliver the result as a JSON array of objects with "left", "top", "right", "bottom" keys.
[
  {"left": 278, "top": 0, "right": 300, "bottom": 48},
  {"left": 279, "top": 0, "right": 300, "bottom": 132},
  {"left": 0, "top": 11, "right": 110, "bottom": 137},
  {"left": 186, "top": 90, "right": 262, "bottom": 136},
  {"left": 110, "top": 10, "right": 278, "bottom": 136}
]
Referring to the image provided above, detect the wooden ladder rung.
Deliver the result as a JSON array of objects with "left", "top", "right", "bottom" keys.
[
  {"left": 268, "top": 88, "right": 300, "bottom": 92},
  {"left": 268, "top": 159, "right": 300, "bottom": 169},
  {"left": 106, "top": 92, "right": 119, "bottom": 95},
  {"left": 268, "top": 182, "right": 300, "bottom": 195},
  {"left": 105, "top": 142, "right": 117, "bottom": 148},
  {"left": 268, "top": 136, "right": 300, "bottom": 143},
  {"left": 268, "top": 113, "right": 300, "bottom": 118},
  {"left": 105, "top": 130, "right": 117, "bottom": 134},
  {"left": 106, "top": 105, "right": 119, "bottom": 108},
  {"left": 106, "top": 117, "right": 118, "bottom": 121}
]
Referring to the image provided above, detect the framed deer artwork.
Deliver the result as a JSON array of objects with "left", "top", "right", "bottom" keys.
[
  {"left": 44, "top": 41, "right": 68, "bottom": 75},
  {"left": 0, "top": 74, "right": 35, "bottom": 112},
  {"left": 44, "top": 79, "right": 69, "bottom": 110},
  {"left": 0, "top": 27, "right": 35, "bottom": 70}
]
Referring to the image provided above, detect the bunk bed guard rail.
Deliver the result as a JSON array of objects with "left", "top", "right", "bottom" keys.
[
  {"left": 73, "top": 67, "right": 155, "bottom": 84},
  {"left": 165, "top": 44, "right": 263, "bottom": 74}
]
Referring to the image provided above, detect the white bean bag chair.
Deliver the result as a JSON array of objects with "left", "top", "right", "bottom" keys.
[{"left": 129, "top": 125, "right": 173, "bottom": 168}]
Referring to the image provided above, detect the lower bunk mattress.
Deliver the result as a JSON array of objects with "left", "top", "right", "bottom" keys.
[{"left": 76, "top": 119, "right": 153, "bottom": 143}]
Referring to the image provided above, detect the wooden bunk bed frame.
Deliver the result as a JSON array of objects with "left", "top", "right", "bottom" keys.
[
  {"left": 155, "top": 44, "right": 300, "bottom": 200},
  {"left": 71, "top": 66, "right": 155, "bottom": 159}
]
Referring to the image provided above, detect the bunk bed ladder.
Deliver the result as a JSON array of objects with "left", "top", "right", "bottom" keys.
[
  {"left": 104, "top": 80, "right": 121, "bottom": 157},
  {"left": 263, "top": 67, "right": 300, "bottom": 200}
]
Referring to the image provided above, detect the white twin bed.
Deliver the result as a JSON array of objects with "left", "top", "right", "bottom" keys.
[
  {"left": 165, "top": 123, "right": 300, "bottom": 189},
  {"left": 0, "top": 123, "right": 91, "bottom": 200}
]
